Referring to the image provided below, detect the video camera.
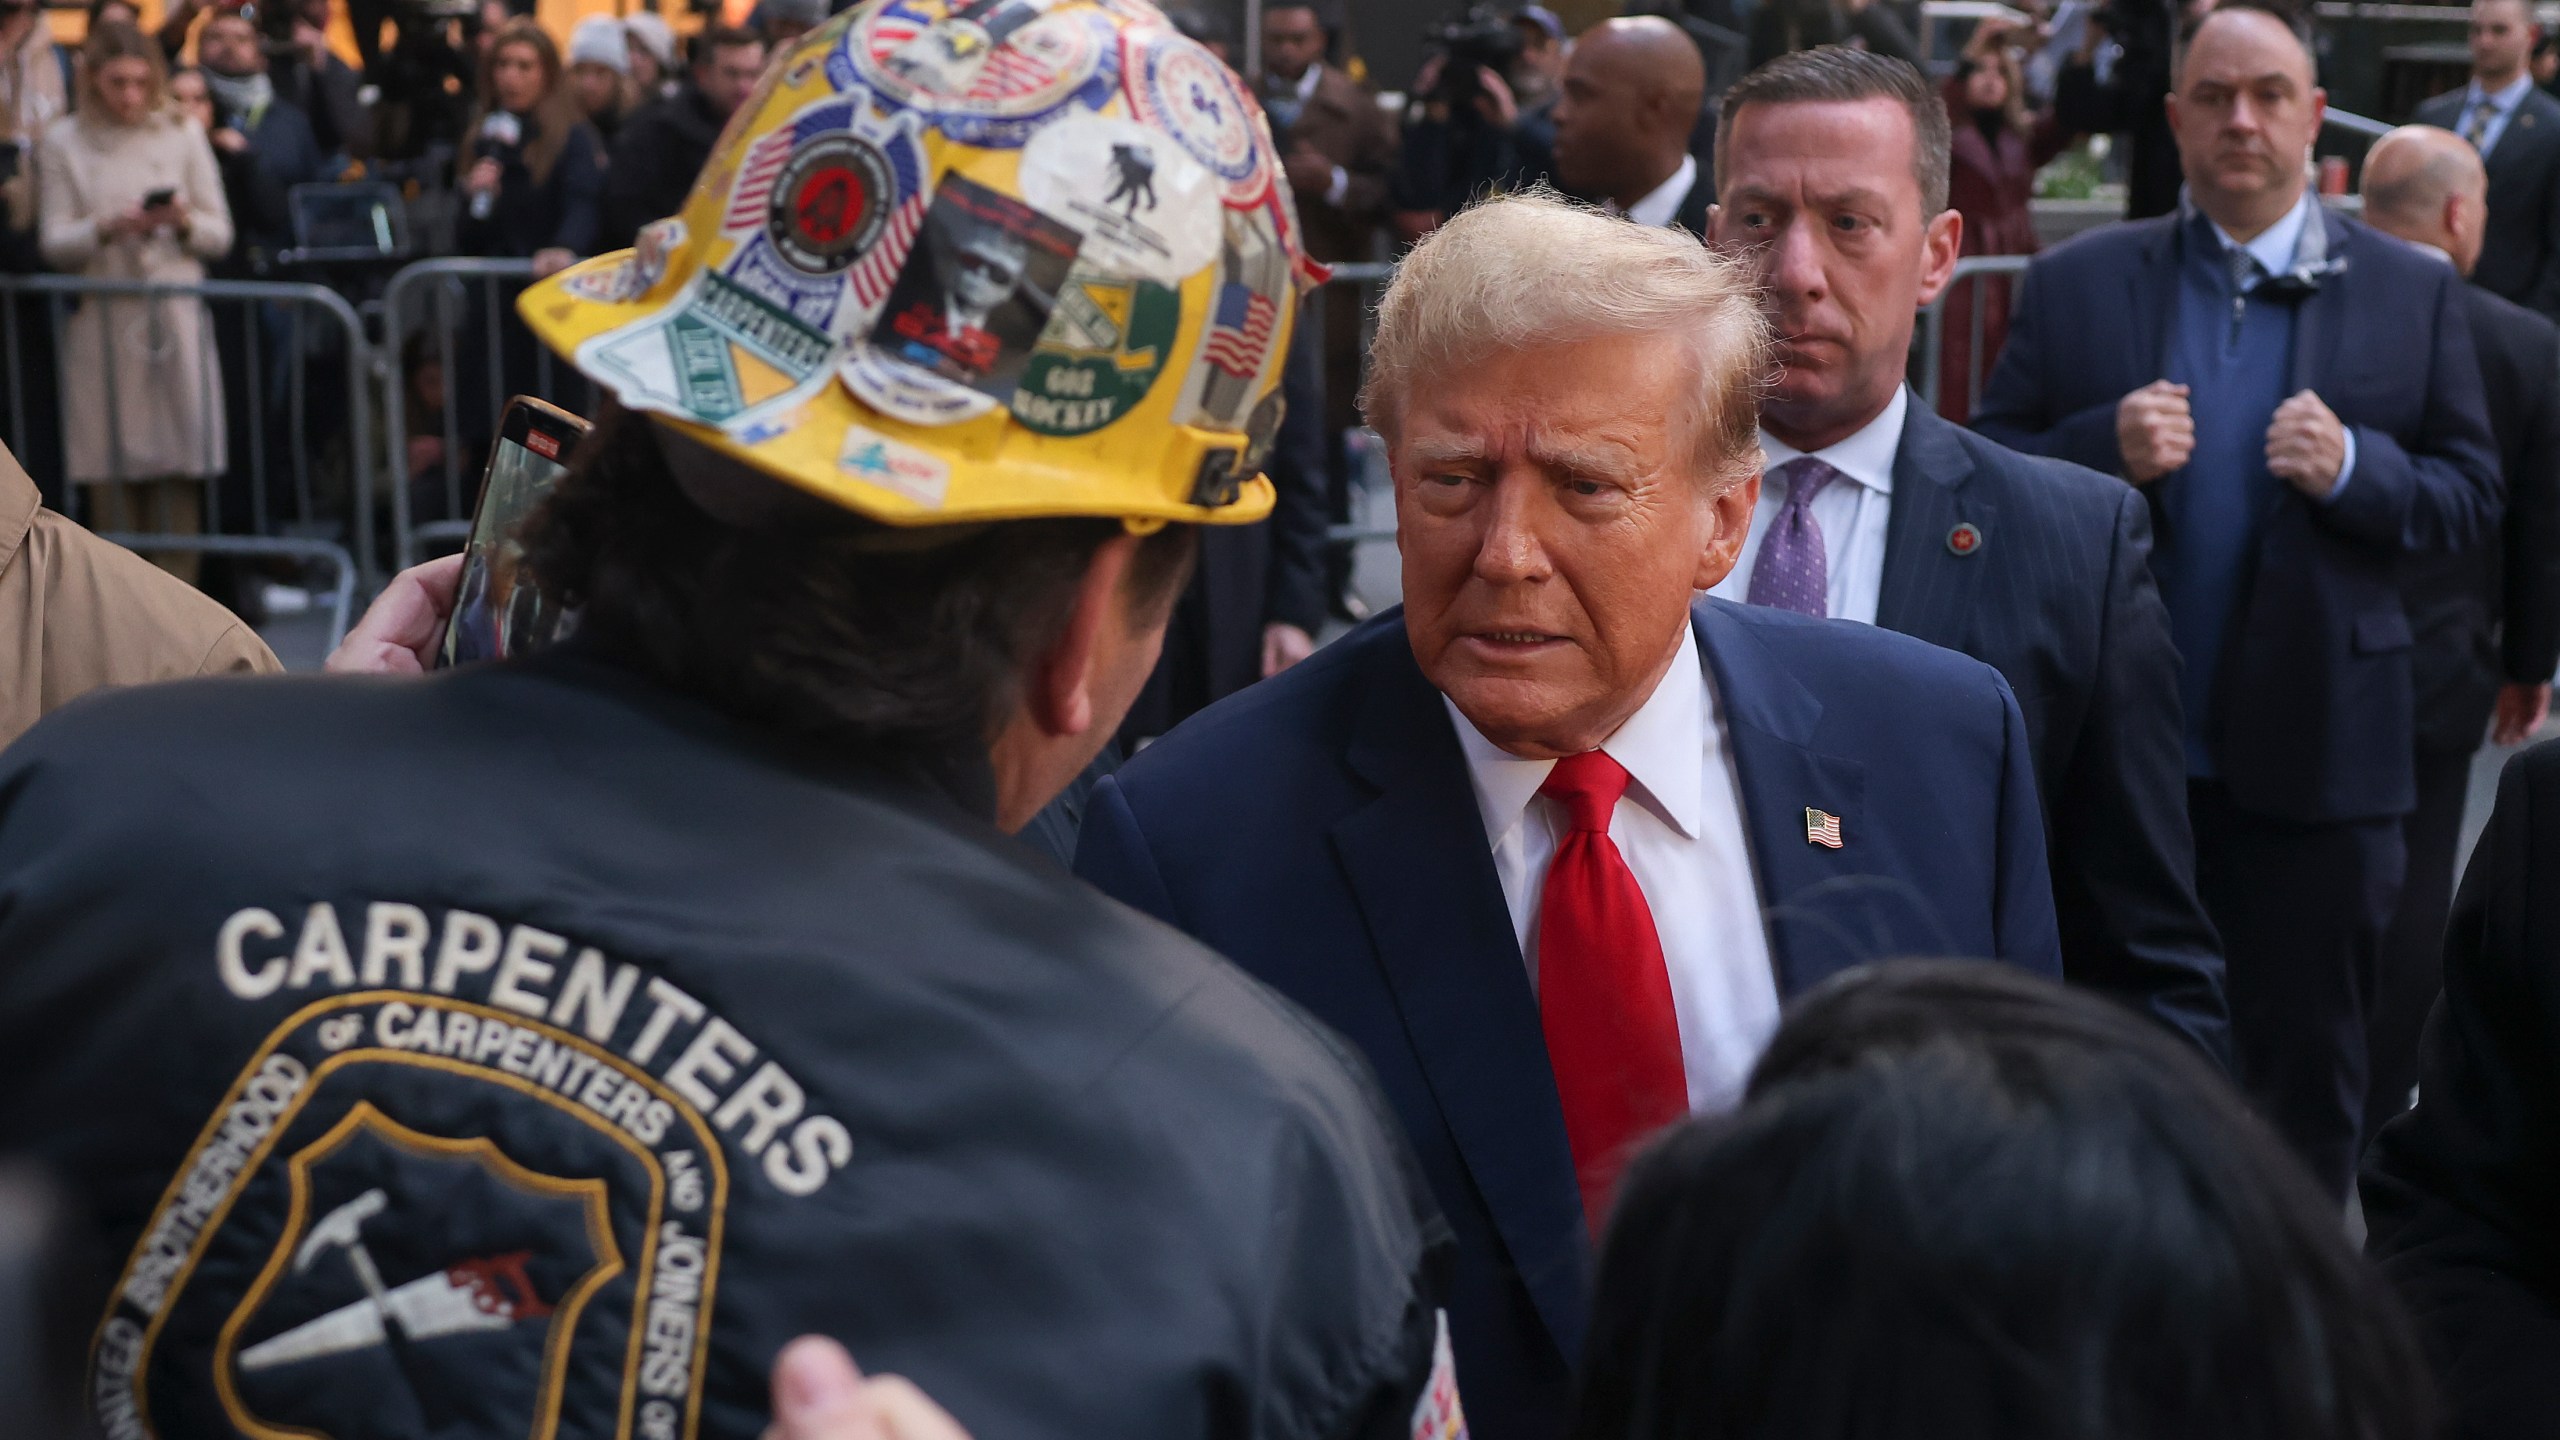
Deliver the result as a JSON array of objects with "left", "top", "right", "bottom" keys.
[{"left": 1423, "top": 4, "right": 1524, "bottom": 113}]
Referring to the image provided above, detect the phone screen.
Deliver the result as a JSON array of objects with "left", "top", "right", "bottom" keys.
[
  {"left": 142, "top": 187, "right": 175, "bottom": 209},
  {"left": 438, "top": 398, "right": 587, "bottom": 668}
]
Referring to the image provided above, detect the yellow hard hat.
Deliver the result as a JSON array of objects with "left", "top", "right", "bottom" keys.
[{"left": 519, "top": 0, "right": 1321, "bottom": 528}]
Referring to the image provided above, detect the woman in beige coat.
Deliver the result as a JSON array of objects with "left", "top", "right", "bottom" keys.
[{"left": 36, "top": 20, "right": 230, "bottom": 580}]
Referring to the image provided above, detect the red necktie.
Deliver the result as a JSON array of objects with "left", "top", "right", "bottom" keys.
[{"left": 1535, "top": 750, "right": 1688, "bottom": 1234}]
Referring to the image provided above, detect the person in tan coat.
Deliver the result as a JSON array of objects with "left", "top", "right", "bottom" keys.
[
  {"left": 37, "top": 20, "right": 232, "bottom": 582},
  {"left": 0, "top": 438, "right": 276, "bottom": 748}
]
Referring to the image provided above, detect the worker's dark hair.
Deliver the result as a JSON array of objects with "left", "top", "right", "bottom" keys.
[
  {"left": 520, "top": 404, "right": 1195, "bottom": 762},
  {"left": 1717, "top": 45, "right": 1950, "bottom": 215},
  {"left": 2179, "top": 0, "right": 2318, "bottom": 77},
  {"left": 689, "top": 23, "right": 762, "bottom": 67},
  {"left": 1573, "top": 962, "right": 2435, "bottom": 1440}
]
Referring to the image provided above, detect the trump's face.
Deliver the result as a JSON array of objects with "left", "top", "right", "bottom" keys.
[{"left": 1395, "top": 331, "right": 1757, "bottom": 759}]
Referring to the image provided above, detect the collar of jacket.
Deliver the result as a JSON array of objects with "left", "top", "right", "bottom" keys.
[
  {"left": 0, "top": 442, "right": 36, "bottom": 580},
  {"left": 521, "top": 643, "right": 1006, "bottom": 825}
]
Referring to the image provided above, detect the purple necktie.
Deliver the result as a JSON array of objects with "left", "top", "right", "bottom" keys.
[{"left": 1744, "top": 457, "right": 1841, "bottom": 617}]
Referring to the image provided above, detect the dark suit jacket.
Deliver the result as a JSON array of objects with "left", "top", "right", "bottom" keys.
[
  {"left": 1275, "top": 64, "right": 1397, "bottom": 264},
  {"left": 2364, "top": 739, "right": 2560, "bottom": 1438},
  {"left": 1879, "top": 404, "right": 2228, "bottom": 1064},
  {"left": 1074, "top": 599, "right": 2064, "bottom": 1440},
  {"left": 1973, "top": 206, "right": 2504, "bottom": 823},
  {"left": 2403, "top": 280, "right": 2560, "bottom": 754},
  {"left": 2417, "top": 86, "right": 2560, "bottom": 317},
  {"left": 1120, "top": 305, "right": 1330, "bottom": 740}
]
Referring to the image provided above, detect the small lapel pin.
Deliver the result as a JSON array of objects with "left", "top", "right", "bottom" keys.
[
  {"left": 1805, "top": 807, "right": 1843, "bottom": 849},
  {"left": 1947, "top": 522, "right": 1984, "bottom": 557}
]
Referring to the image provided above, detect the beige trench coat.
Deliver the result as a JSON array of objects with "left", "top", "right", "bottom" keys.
[
  {"left": 0, "top": 439, "right": 276, "bottom": 747},
  {"left": 36, "top": 110, "right": 233, "bottom": 484}
]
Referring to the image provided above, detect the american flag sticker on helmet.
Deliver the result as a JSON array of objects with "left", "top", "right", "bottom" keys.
[
  {"left": 1806, "top": 807, "right": 1844, "bottom": 849},
  {"left": 1203, "top": 282, "right": 1276, "bottom": 380},
  {"left": 1411, "top": 1310, "right": 1468, "bottom": 1440}
]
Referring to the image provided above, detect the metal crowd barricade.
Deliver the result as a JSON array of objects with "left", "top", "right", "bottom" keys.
[
  {"left": 1916, "top": 253, "right": 2033, "bottom": 421},
  {"left": 0, "top": 272, "right": 367, "bottom": 644},
  {"left": 1309, "top": 261, "right": 1397, "bottom": 550},
  {"left": 377, "top": 257, "right": 593, "bottom": 571}
]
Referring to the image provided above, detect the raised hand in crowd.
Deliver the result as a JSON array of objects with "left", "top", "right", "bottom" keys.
[
  {"left": 2266, "top": 389, "right": 2350, "bottom": 498},
  {"left": 761, "top": 1338, "right": 972, "bottom": 1440},
  {"left": 2116, "top": 378, "right": 2195, "bottom": 482}
]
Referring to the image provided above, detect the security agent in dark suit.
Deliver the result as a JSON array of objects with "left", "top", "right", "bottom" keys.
[
  {"left": 1079, "top": 192, "right": 2063, "bottom": 1440},
  {"left": 2415, "top": 0, "right": 2560, "bottom": 319},
  {"left": 2359, "top": 127, "right": 2560, "bottom": 1151},
  {"left": 1551, "top": 17, "right": 1713, "bottom": 233},
  {"left": 1704, "top": 47, "right": 2229, "bottom": 1062},
  {"left": 1974, "top": 0, "right": 2505, "bottom": 1199},
  {"left": 2364, "top": 739, "right": 2560, "bottom": 1440}
]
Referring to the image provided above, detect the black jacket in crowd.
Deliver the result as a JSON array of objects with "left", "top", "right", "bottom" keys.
[
  {"left": 2416, "top": 84, "right": 2560, "bottom": 320},
  {"left": 2366, "top": 739, "right": 2560, "bottom": 1439},
  {"left": 458, "top": 114, "right": 603, "bottom": 258},
  {"left": 209, "top": 92, "right": 332, "bottom": 271},
  {"left": 0, "top": 656, "right": 1450, "bottom": 1439},
  {"left": 2052, "top": 0, "right": 2183, "bottom": 221},
  {"left": 2404, "top": 282, "right": 2560, "bottom": 755},
  {"left": 598, "top": 82, "right": 727, "bottom": 254}
]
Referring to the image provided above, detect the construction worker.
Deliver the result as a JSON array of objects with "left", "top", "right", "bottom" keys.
[{"left": 0, "top": 2, "right": 1456, "bottom": 1435}]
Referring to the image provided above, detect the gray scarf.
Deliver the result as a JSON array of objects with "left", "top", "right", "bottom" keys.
[{"left": 201, "top": 67, "right": 272, "bottom": 126}]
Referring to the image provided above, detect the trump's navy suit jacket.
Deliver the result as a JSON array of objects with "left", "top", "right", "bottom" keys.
[
  {"left": 1878, "top": 403, "right": 2227, "bottom": 1064},
  {"left": 1973, "top": 206, "right": 2503, "bottom": 823},
  {"left": 1074, "top": 599, "right": 2065, "bottom": 1440}
]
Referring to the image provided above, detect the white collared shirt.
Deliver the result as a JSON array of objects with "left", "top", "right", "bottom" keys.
[
  {"left": 2458, "top": 71, "right": 2537, "bottom": 156},
  {"left": 2208, "top": 188, "right": 2314, "bottom": 284},
  {"left": 1442, "top": 620, "right": 1782, "bottom": 1114},
  {"left": 1623, "top": 153, "right": 1699, "bottom": 229},
  {"left": 1706, "top": 384, "right": 1907, "bottom": 623}
]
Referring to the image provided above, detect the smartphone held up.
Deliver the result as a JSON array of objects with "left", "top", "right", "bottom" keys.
[{"left": 437, "top": 396, "right": 589, "bottom": 669}]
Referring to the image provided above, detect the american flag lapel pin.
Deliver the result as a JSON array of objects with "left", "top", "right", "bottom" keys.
[{"left": 1805, "top": 807, "right": 1843, "bottom": 849}]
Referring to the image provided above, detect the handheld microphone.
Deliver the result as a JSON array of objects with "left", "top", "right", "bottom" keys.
[{"left": 469, "top": 111, "right": 522, "bottom": 222}]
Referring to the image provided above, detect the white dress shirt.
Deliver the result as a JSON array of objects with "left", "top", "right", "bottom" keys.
[
  {"left": 1443, "top": 620, "right": 1782, "bottom": 1114},
  {"left": 1622, "top": 154, "right": 1699, "bottom": 229},
  {"left": 1706, "top": 384, "right": 1907, "bottom": 623},
  {"left": 2457, "top": 71, "right": 2537, "bottom": 157}
]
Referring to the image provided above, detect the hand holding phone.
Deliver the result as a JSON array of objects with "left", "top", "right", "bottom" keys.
[
  {"left": 141, "top": 186, "right": 176, "bottom": 211},
  {"left": 438, "top": 396, "right": 591, "bottom": 668}
]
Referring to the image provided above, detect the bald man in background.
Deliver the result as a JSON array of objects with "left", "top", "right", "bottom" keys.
[
  {"left": 1552, "top": 16, "right": 1711, "bottom": 230},
  {"left": 2359, "top": 125, "right": 2560, "bottom": 1149}
]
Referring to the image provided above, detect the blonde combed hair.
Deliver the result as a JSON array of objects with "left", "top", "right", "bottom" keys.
[{"left": 1360, "top": 189, "right": 1772, "bottom": 490}]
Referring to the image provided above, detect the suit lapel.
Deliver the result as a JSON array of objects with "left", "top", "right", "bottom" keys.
[
  {"left": 2130, "top": 219, "right": 2182, "bottom": 380},
  {"left": 2289, "top": 207, "right": 2347, "bottom": 395},
  {"left": 1329, "top": 638, "right": 1589, "bottom": 1359},
  {"left": 1873, "top": 403, "right": 1991, "bottom": 649},
  {"left": 1691, "top": 602, "right": 1873, "bottom": 997}
]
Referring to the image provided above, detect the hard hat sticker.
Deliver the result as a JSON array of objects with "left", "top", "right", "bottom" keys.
[
  {"left": 1012, "top": 269, "right": 1178, "bottom": 435},
  {"left": 869, "top": 173, "right": 1082, "bottom": 402},
  {"left": 845, "top": 0, "right": 1121, "bottom": 149},
  {"left": 1122, "top": 27, "right": 1275, "bottom": 208},
  {"left": 561, "top": 218, "right": 689, "bottom": 306},
  {"left": 771, "top": 135, "right": 897, "bottom": 275},
  {"left": 578, "top": 270, "right": 838, "bottom": 432},
  {"left": 715, "top": 92, "right": 933, "bottom": 339},
  {"left": 838, "top": 420, "right": 953, "bottom": 506},
  {"left": 1180, "top": 209, "right": 1290, "bottom": 431},
  {"left": 839, "top": 343, "right": 1001, "bottom": 425},
  {"left": 1019, "top": 115, "right": 1220, "bottom": 284}
]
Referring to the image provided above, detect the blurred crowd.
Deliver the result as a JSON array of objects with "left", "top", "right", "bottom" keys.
[{"left": 17, "top": 0, "right": 2560, "bottom": 1437}]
